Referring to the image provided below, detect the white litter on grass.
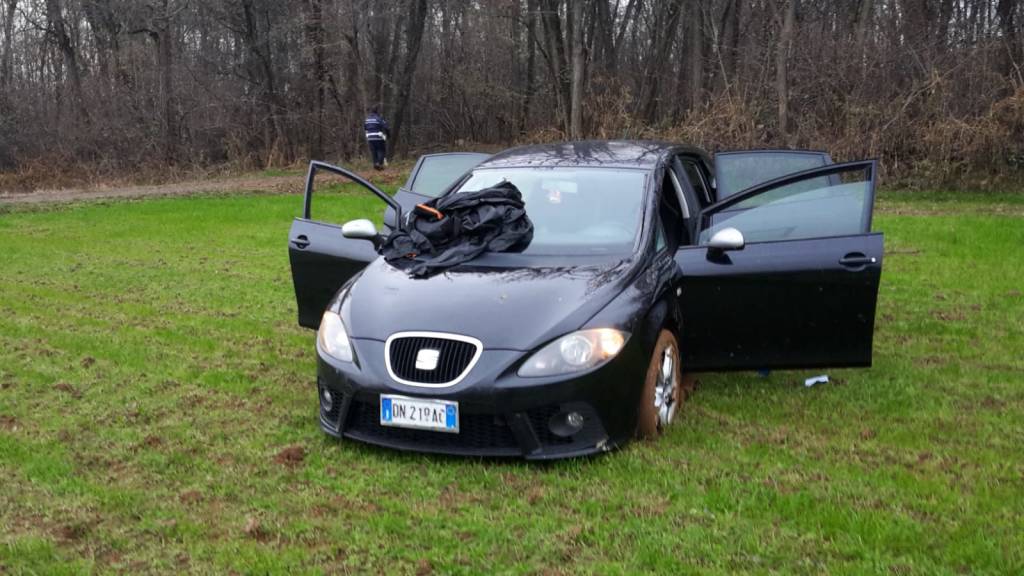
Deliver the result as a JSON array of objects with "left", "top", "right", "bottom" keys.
[{"left": 804, "top": 375, "right": 829, "bottom": 387}]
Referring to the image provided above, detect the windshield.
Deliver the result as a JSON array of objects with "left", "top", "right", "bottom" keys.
[{"left": 454, "top": 167, "right": 647, "bottom": 256}]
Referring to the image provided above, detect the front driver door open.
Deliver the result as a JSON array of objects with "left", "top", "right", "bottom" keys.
[
  {"left": 289, "top": 161, "right": 402, "bottom": 329},
  {"left": 675, "top": 160, "right": 884, "bottom": 371}
]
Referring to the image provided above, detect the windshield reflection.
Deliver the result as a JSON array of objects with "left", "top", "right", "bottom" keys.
[{"left": 455, "top": 167, "right": 646, "bottom": 256}]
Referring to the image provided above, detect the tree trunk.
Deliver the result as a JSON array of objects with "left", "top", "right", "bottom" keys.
[
  {"left": 592, "top": 0, "right": 614, "bottom": 72},
  {"left": 569, "top": 0, "right": 584, "bottom": 139},
  {"left": 521, "top": 0, "right": 538, "bottom": 135},
  {"left": 776, "top": 0, "right": 797, "bottom": 139},
  {"left": 935, "top": 0, "right": 953, "bottom": 53},
  {"left": 388, "top": 0, "right": 428, "bottom": 155},
  {"left": 45, "top": 0, "right": 87, "bottom": 120},
  {"left": 715, "top": 0, "right": 739, "bottom": 93},
  {"left": 156, "top": 19, "right": 176, "bottom": 163},
  {"left": 303, "top": 0, "right": 327, "bottom": 159},
  {"left": 856, "top": 0, "right": 873, "bottom": 68},
  {"left": 539, "top": 0, "right": 571, "bottom": 135},
  {"left": 613, "top": 0, "right": 642, "bottom": 57},
  {"left": 384, "top": 9, "right": 406, "bottom": 117},
  {"left": 640, "top": 0, "right": 683, "bottom": 123},
  {"left": 1, "top": 0, "right": 16, "bottom": 90},
  {"left": 240, "top": 0, "right": 287, "bottom": 163},
  {"left": 997, "top": 0, "right": 1020, "bottom": 78},
  {"left": 689, "top": 0, "right": 704, "bottom": 110},
  {"left": 337, "top": 0, "right": 368, "bottom": 156}
]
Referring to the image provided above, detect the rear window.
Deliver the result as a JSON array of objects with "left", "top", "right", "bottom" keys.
[{"left": 715, "top": 152, "right": 830, "bottom": 199}]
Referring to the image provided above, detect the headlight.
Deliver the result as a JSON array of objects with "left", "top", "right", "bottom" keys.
[
  {"left": 317, "top": 310, "right": 353, "bottom": 362},
  {"left": 518, "top": 328, "right": 629, "bottom": 377}
]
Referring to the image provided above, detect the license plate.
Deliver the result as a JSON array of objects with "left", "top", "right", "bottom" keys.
[{"left": 380, "top": 395, "right": 459, "bottom": 433}]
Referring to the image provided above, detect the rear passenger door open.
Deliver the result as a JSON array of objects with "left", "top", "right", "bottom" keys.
[{"left": 675, "top": 160, "right": 884, "bottom": 371}]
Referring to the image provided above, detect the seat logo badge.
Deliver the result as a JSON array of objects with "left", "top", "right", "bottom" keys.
[{"left": 415, "top": 349, "right": 440, "bottom": 371}]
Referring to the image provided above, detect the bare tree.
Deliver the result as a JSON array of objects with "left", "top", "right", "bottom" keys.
[
  {"left": 776, "top": 0, "right": 797, "bottom": 139},
  {"left": 1, "top": 0, "right": 16, "bottom": 90},
  {"left": 569, "top": 0, "right": 584, "bottom": 139},
  {"left": 45, "top": 0, "right": 87, "bottom": 119},
  {"left": 388, "top": 0, "right": 428, "bottom": 154},
  {"left": 1, "top": 0, "right": 1023, "bottom": 188}
]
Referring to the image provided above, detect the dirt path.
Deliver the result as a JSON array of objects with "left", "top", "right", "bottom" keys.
[
  {"left": 4, "top": 172, "right": 1022, "bottom": 217},
  {"left": 0, "top": 174, "right": 304, "bottom": 205},
  {"left": 0, "top": 163, "right": 415, "bottom": 206}
]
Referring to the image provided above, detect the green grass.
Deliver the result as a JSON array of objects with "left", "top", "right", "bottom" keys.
[{"left": 1, "top": 187, "right": 1022, "bottom": 574}]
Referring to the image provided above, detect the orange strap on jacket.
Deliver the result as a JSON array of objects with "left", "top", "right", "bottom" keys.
[{"left": 416, "top": 204, "right": 444, "bottom": 220}]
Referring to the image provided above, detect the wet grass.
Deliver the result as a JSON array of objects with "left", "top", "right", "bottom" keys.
[{"left": 1, "top": 188, "right": 1022, "bottom": 574}]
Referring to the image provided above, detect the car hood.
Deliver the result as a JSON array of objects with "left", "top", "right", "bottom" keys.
[{"left": 342, "top": 257, "right": 636, "bottom": 351}]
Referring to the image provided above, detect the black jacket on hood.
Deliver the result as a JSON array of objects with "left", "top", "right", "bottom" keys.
[{"left": 380, "top": 181, "right": 534, "bottom": 277}]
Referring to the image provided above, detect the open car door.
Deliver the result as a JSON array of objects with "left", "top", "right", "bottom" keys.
[
  {"left": 385, "top": 152, "right": 489, "bottom": 228},
  {"left": 289, "top": 162, "right": 402, "bottom": 330},
  {"left": 714, "top": 149, "right": 833, "bottom": 201},
  {"left": 674, "top": 161, "right": 883, "bottom": 371}
]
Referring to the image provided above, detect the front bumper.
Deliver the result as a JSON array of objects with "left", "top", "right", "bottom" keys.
[{"left": 315, "top": 336, "right": 647, "bottom": 460}]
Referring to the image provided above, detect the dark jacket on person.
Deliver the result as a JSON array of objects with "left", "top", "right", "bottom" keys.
[{"left": 364, "top": 113, "right": 389, "bottom": 141}]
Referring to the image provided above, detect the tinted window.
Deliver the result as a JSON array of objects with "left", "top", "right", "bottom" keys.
[
  {"left": 679, "top": 160, "right": 711, "bottom": 204},
  {"left": 715, "top": 152, "right": 830, "bottom": 199},
  {"left": 456, "top": 167, "right": 647, "bottom": 255},
  {"left": 410, "top": 154, "right": 489, "bottom": 197},
  {"left": 700, "top": 164, "right": 873, "bottom": 244}
]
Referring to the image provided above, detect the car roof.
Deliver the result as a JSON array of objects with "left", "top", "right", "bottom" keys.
[{"left": 475, "top": 140, "right": 708, "bottom": 171}]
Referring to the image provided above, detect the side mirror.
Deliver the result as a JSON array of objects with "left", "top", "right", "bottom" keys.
[
  {"left": 707, "top": 227, "right": 744, "bottom": 254},
  {"left": 341, "top": 219, "right": 382, "bottom": 248}
]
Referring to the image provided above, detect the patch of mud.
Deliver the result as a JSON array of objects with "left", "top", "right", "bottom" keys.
[{"left": 273, "top": 444, "right": 306, "bottom": 467}]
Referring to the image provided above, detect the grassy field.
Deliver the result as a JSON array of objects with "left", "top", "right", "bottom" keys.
[{"left": 1, "top": 185, "right": 1022, "bottom": 574}]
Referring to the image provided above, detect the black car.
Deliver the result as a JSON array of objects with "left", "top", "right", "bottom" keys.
[{"left": 288, "top": 141, "right": 883, "bottom": 459}]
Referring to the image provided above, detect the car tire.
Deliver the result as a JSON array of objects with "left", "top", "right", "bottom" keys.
[{"left": 636, "top": 329, "right": 696, "bottom": 439}]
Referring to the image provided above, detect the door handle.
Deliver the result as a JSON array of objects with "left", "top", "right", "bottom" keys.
[
  {"left": 839, "top": 253, "right": 876, "bottom": 268},
  {"left": 291, "top": 235, "right": 310, "bottom": 249}
]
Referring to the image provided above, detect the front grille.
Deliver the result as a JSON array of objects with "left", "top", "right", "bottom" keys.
[
  {"left": 343, "top": 398, "right": 519, "bottom": 453},
  {"left": 386, "top": 334, "right": 479, "bottom": 385}
]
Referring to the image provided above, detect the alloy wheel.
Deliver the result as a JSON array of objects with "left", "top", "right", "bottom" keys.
[{"left": 653, "top": 345, "right": 677, "bottom": 428}]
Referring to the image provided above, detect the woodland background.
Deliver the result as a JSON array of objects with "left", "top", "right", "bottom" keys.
[{"left": 1, "top": 0, "right": 1024, "bottom": 189}]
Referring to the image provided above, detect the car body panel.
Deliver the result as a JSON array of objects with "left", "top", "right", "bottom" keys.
[
  {"left": 289, "top": 219, "right": 376, "bottom": 329},
  {"left": 675, "top": 233, "right": 883, "bottom": 370},
  {"left": 341, "top": 257, "right": 639, "bottom": 351}
]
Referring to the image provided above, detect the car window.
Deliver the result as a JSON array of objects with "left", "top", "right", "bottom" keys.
[
  {"left": 679, "top": 160, "right": 711, "bottom": 205},
  {"left": 455, "top": 167, "right": 647, "bottom": 256},
  {"left": 700, "top": 164, "right": 873, "bottom": 244},
  {"left": 715, "top": 152, "right": 830, "bottom": 199},
  {"left": 410, "top": 154, "right": 489, "bottom": 197},
  {"left": 666, "top": 169, "right": 689, "bottom": 218}
]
